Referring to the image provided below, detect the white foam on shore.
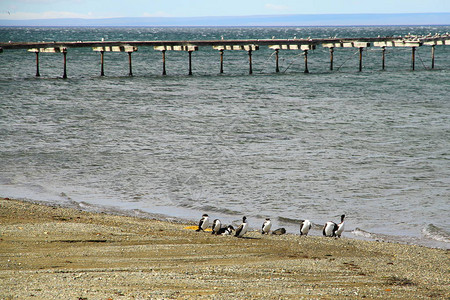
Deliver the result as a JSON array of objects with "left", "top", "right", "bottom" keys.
[
  {"left": 352, "top": 227, "right": 450, "bottom": 249},
  {"left": 422, "top": 224, "right": 450, "bottom": 243}
]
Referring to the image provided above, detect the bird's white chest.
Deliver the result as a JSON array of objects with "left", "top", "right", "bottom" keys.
[
  {"left": 324, "top": 222, "right": 335, "bottom": 236},
  {"left": 213, "top": 220, "right": 221, "bottom": 231},
  {"left": 238, "top": 223, "right": 248, "bottom": 237},
  {"left": 201, "top": 218, "right": 210, "bottom": 230},
  {"left": 301, "top": 220, "right": 311, "bottom": 234},
  {"left": 263, "top": 221, "right": 272, "bottom": 233}
]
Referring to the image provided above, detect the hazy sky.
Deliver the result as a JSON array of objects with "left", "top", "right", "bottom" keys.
[{"left": 1, "top": 0, "right": 449, "bottom": 20}]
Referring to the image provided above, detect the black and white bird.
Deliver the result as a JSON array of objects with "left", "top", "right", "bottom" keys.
[
  {"left": 219, "top": 225, "right": 234, "bottom": 235},
  {"left": 323, "top": 220, "right": 338, "bottom": 237},
  {"left": 322, "top": 214, "right": 345, "bottom": 237},
  {"left": 211, "top": 219, "right": 222, "bottom": 235},
  {"left": 196, "top": 214, "right": 210, "bottom": 232},
  {"left": 234, "top": 216, "right": 248, "bottom": 238},
  {"left": 335, "top": 214, "right": 345, "bottom": 238},
  {"left": 300, "top": 219, "right": 312, "bottom": 236},
  {"left": 261, "top": 218, "right": 272, "bottom": 234}
]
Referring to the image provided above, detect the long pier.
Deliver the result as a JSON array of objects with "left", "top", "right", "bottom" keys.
[{"left": 1, "top": 34, "right": 449, "bottom": 77}]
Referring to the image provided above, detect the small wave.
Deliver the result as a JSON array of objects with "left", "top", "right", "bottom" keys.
[
  {"left": 198, "top": 205, "right": 242, "bottom": 216},
  {"left": 422, "top": 224, "right": 450, "bottom": 243},
  {"left": 277, "top": 216, "right": 321, "bottom": 229},
  {"left": 352, "top": 227, "right": 450, "bottom": 249},
  {"left": 352, "top": 227, "right": 379, "bottom": 239},
  {"left": 352, "top": 227, "right": 407, "bottom": 243},
  {"left": 277, "top": 216, "right": 302, "bottom": 224},
  {"left": 78, "top": 201, "right": 96, "bottom": 208}
]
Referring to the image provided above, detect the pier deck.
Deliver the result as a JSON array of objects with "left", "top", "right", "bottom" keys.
[
  {"left": 1, "top": 34, "right": 449, "bottom": 77},
  {"left": 1, "top": 35, "right": 449, "bottom": 50}
]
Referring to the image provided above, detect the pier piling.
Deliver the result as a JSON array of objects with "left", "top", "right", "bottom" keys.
[
  {"left": 431, "top": 45, "right": 435, "bottom": 69},
  {"left": 275, "top": 49, "right": 280, "bottom": 73},
  {"left": 162, "top": 50, "right": 167, "bottom": 76},
  {"left": 248, "top": 49, "right": 253, "bottom": 75},
  {"left": 128, "top": 52, "right": 133, "bottom": 76},
  {"left": 412, "top": 47, "right": 416, "bottom": 71},
  {"left": 219, "top": 49, "right": 224, "bottom": 74},
  {"left": 323, "top": 43, "right": 338, "bottom": 71},
  {"left": 35, "top": 52, "right": 40, "bottom": 77},
  {"left": 381, "top": 47, "right": 386, "bottom": 70},
  {"left": 358, "top": 47, "right": 363, "bottom": 72},
  {"left": 329, "top": 47, "right": 334, "bottom": 71},
  {"left": 62, "top": 50, "right": 67, "bottom": 79},
  {"left": 303, "top": 50, "right": 309, "bottom": 73},
  {"left": 100, "top": 51, "right": 105, "bottom": 76},
  {"left": 188, "top": 51, "right": 193, "bottom": 75}
]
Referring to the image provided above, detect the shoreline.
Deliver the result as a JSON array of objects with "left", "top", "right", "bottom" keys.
[
  {"left": 8, "top": 195, "right": 449, "bottom": 250},
  {"left": 1, "top": 197, "right": 449, "bottom": 299}
]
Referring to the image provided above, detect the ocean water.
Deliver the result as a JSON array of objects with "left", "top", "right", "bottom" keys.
[{"left": 1, "top": 26, "right": 449, "bottom": 249}]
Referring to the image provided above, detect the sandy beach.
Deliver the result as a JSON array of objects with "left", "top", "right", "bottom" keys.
[{"left": 0, "top": 197, "right": 448, "bottom": 299}]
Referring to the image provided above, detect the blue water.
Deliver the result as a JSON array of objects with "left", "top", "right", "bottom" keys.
[{"left": 1, "top": 26, "right": 449, "bottom": 248}]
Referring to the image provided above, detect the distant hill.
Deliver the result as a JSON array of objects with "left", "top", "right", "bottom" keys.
[{"left": 1, "top": 13, "right": 449, "bottom": 27}]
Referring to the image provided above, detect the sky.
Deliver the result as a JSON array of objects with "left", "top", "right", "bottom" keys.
[{"left": 1, "top": 0, "right": 449, "bottom": 20}]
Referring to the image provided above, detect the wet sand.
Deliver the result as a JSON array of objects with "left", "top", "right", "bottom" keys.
[{"left": 1, "top": 197, "right": 448, "bottom": 299}]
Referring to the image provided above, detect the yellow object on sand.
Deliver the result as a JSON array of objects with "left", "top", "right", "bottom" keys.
[{"left": 184, "top": 225, "right": 212, "bottom": 231}]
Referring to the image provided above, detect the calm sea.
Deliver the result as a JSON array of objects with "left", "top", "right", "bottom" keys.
[{"left": 1, "top": 26, "right": 449, "bottom": 248}]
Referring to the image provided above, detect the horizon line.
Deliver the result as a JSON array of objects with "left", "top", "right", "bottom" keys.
[
  {"left": 1, "top": 12, "right": 449, "bottom": 27},
  {"left": 1, "top": 12, "right": 450, "bottom": 21}
]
